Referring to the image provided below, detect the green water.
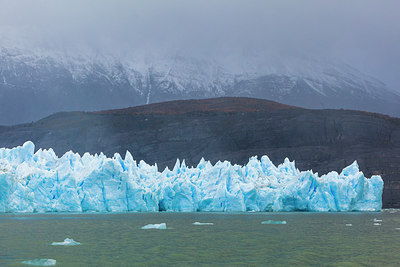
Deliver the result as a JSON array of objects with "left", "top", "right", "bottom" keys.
[{"left": 1, "top": 211, "right": 400, "bottom": 266}]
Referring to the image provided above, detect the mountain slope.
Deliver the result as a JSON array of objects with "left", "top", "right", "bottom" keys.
[{"left": 0, "top": 47, "right": 399, "bottom": 125}]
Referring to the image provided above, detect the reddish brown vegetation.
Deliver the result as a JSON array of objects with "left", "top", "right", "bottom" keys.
[{"left": 94, "top": 97, "right": 298, "bottom": 115}]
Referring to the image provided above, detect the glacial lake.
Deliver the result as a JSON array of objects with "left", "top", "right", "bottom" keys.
[{"left": 1, "top": 211, "right": 400, "bottom": 266}]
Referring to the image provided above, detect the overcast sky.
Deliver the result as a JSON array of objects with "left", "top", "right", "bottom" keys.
[{"left": 0, "top": 0, "right": 399, "bottom": 91}]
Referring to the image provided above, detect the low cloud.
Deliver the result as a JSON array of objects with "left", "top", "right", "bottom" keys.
[{"left": 0, "top": 0, "right": 399, "bottom": 91}]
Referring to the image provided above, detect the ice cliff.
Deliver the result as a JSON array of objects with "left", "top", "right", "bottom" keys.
[{"left": 0, "top": 141, "right": 383, "bottom": 212}]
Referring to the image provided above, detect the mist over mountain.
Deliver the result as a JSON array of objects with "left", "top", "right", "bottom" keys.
[{"left": 0, "top": 1, "right": 400, "bottom": 124}]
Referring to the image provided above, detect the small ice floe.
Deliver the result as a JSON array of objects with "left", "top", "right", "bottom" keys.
[
  {"left": 192, "top": 222, "right": 214, "bottom": 226},
  {"left": 373, "top": 223, "right": 381, "bottom": 226},
  {"left": 346, "top": 224, "right": 353, "bottom": 227},
  {"left": 141, "top": 223, "right": 167, "bottom": 230},
  {"left": 261, "top": 220, "right": 287, "bottom": 225},
  {"left": 22, "top": 258, "right": 56, "bottom": 266},
  {"left": 373, "top": 218, "right": 382, "bottom": 222},
  {"left": 51, "top": 238, "right": 80, "bottom": 246},
  {"left": 395, "top": 228, "right": 400, "bottom": 230}
]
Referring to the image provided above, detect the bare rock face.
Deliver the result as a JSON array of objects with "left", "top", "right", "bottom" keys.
[{"left": 0, "top": 97, "right": 399, "bottom": 207}]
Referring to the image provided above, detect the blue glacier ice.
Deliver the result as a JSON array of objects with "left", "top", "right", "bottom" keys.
[{"left": 0, "top": 141, "right": 383, "bottom": 212}]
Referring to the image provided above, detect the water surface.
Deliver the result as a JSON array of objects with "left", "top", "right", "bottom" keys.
[{"left": 1, "top": 211, "right": 399, "bottom": 266}]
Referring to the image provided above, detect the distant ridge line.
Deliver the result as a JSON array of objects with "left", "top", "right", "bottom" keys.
[{"left": 94, "top": 97, "right": 299, "bottom": 115}]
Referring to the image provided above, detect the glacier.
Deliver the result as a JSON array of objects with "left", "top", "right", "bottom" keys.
[{"left": 0, "top": 141, "right": 383, "bottom": 213}]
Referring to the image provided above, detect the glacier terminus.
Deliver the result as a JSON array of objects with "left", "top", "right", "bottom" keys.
[{"left": 0, "top": 142, "right": 383, "bottom": 213}]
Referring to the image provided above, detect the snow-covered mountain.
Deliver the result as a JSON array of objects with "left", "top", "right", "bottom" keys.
[{"left": 0, "top": 46, "right": 399, "bottom": 125}]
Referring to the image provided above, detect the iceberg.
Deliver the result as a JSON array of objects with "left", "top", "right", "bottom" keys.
[
  {"left": 261, "top": 220, "right": 287, "bottom": 225},
  {"left": 22, "top": 259, "right": 56, "bottom": 266},
  {"left": 141, "top": 223, "right": 167, "bottom": 230},
  {"left": 51, "top": 238, "right": 80, "bottom": 246},
  {"left": 193, "top": 222, "right": 214, "bottom": 225},
  {"left": 0, "top": 141, "right": 383, "bottom": 212}
]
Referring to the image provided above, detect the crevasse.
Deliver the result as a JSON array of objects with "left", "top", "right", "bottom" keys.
[{"left": 0, "top": 141, "right": 383, "bottom": 212}]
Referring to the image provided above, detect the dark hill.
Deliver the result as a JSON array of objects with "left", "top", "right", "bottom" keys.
[
  {"left": 95, "top": 97, "right": 297, "bottom": 115},
  {"left": 0, "top": 97, "right": 399, "bottom": 208}
]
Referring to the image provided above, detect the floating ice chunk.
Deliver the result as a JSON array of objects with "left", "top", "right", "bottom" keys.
[
  {"left": 390, "top": 211, "right": 397, "bottom": 214},
  {"left": 193, "top": 222, "right": 214, "bottom": 225},
  {"left": 51, "top": 238, "right": 80, "bottom": 246},
  {"left": 261, "top": 220, "right": 287, "bottom": 225},
  {"left": 395, "top": 228, "right": 400, "bottom": 230},
  {"left": 141, "top": 223, "right": 167, "bottom": 230},
  {"left": 373, "top": 218, "right": 382, "bottom": 222},
  {"left": 22, "top": 259, "right": 56, "bottom": 266},
  {"left": 373, "top": 223, "right": 381, "bottom": 226},
  {"left": 346, "top": 224, "right": 352, "bottom": 226}
]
